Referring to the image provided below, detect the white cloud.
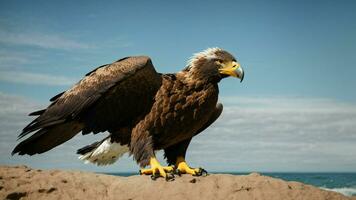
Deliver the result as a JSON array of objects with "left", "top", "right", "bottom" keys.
[
  {"left": 0, "top": 49, "right": 45, "bottom": 68},
  {"left": 0, "top": 53, "right": 29, "bottom": 66},
  {"left": 0, "top": 71, "right": 76, "bottom": 86},
  {"left": 0, "top": 93, "right": 40, "bottom": 155},
  {"left": 188, "top": 97, "right": 356, "bottom": 172},
  {"left": 0, "top": 30, "right": 91, "bottom": 50}
]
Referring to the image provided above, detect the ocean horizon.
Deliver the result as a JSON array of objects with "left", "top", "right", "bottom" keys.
[{"left": 104, "top": 172, "right": 356, "bottom": 197}]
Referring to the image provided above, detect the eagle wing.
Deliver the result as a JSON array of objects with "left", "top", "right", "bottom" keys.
[{"left": 13, "top": 56, "right": 161, "bottom": 155}]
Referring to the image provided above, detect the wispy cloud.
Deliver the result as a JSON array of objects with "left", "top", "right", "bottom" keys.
[
  {"left": 0, "top": 49, "right": 44, "bottom": 69},
  {"left": 0, "top": 71, "right": 76, "bottom": 86},
  {"left": 0, "top": 53, "right": 29, "bottom": 65},
  {"left": 189, "top": 96, "right": 356, "bottom": 172},
  {"left": 220, "top": 96, "right": 356, "bottom": 112},
  {"left": 0, "top": 30, "right": 91, "bottom": 50},
  {"left": 0, "top": 93, "right": 40, "bottom": 153},
  {"left": 96, "top": 36, "right": 134, "bottom": 49}
]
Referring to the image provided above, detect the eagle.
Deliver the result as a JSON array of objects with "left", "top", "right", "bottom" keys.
[{"left": 12, "top": 48, "right": 244, "bottom": 180}]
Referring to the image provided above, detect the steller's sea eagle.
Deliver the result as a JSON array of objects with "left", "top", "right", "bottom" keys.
[{"left": 12, "top": 47, "right": 244, "bottom": 180}]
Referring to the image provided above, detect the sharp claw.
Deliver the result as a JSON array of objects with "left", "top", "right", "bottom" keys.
[
  {"left": 168, "top": 170, "right": 175, "bottom": 176},
  {"left": 151, "top": 174, "right": 157, "bottom": 180},
  {"left": 165, "top": 173, "right": 175, "bottom": 181},
  {"left": 151, "top": 171, "right": 160, "bottom": 180},
  {"left": 197, "top": 167, "right": 203, "bottom": 176},
  {"left": 192, "top": 168, "right": 208, "bottom": 177},
  {"left": 175, "top": 169, "right": 182, "bottom": 176},
  {"left": 201, "top": 168, "right": 208, "bottom": 176},
  {"left": 192, "top": 168, "right": 200, "bottom": 176}
]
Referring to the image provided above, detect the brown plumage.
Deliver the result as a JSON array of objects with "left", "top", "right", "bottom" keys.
[{"left": 12, "top": 48, "right": 244, "bottom": 175}]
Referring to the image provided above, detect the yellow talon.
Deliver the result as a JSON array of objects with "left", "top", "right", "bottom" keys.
[
  {"left": 139, "top": 157, "right": 174, "bottom": 180},
  {"left": 175, "top": 156, "right": 207, "bottom": 176}
]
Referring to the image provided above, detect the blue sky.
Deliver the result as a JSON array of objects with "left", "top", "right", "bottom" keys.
[{"left": 0, "top": 0, "right": 356, "bottom": 172}]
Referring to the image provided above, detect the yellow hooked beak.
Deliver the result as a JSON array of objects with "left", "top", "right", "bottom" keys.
[{"left": 218, "top": 61, "right": 244, "bottom": 82}]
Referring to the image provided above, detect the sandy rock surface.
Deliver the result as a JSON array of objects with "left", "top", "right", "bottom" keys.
[{"left": 0, "top": 165, "right": 354, "bottom": 200}]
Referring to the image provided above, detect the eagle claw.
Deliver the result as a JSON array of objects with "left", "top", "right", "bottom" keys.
[
  {"left": 193, "top": 168, "right": 208, "bottom": 177},
  {"left": 150, "top": 172, "right": 159, "bottom": 181},
  {"left": 165, "top": 173, "right": 175, "bottom": 181},
  {"left": 151, "top": 170, "right": 160, "bottom": 180},
  {"left": 175, "top": 169, "right": 182, "bottom": 177}
]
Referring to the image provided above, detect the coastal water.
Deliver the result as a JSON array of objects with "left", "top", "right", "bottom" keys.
[
  {"left": 107, "top": 172, "right": 356, "bottom": 197},
  {"left": 260, "top": 172, "right": 356, "bottom": 197}
]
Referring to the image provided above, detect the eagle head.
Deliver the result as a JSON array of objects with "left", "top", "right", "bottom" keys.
[{"left": 185, "top": 47, "right": 244, "bottom": 83}]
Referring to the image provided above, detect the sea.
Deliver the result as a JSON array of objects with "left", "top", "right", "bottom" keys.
[{"left": 107, "top": 172, "right": 356, "bottom": 197}]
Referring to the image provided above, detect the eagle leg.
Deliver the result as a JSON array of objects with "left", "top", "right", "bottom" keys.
[
  {"left": 139, "top": 157, "right": 175, "bottom": 181},
  {"left": 175, "top": 156, "right": 208, "bottom": 176}
]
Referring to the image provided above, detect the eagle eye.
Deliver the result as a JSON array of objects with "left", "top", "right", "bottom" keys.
[{"left": 215, "top": 59, "right": 223, "bottom": 64}]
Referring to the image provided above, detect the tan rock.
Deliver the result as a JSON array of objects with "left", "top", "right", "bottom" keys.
[{"left": 0, "top": 165, "right": 354, "bottom": 200}]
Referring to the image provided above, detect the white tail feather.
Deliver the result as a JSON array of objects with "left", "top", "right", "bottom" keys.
[{"left": 78, "top": 138, "right": 129, "bottom": 166}]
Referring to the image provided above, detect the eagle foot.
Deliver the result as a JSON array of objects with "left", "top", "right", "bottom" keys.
[
  {"left": 139, "top": 157, "right": 175, "bottom": 181},
  {"left": 175, "top": 157, "right": 209, "bottom": 176}
]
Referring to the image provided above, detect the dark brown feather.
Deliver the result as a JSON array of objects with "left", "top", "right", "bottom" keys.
[
  {"left": 28, "top": 109, "right": 46, "bottom": 116},
  {"left": 130, "top": 71, "right": 220, "bottom": 167},
  {"left": 14, "top": 56, "right": 161, "bottom": 155},
  {"left": 164, "top": 103, "right": 223, "bottom": 165},
  {"left": 49, "top": 91, "right": 65, "bottom": 102},
  {"left": 12, "top": 121, "right": 84, "bottom": 155}
]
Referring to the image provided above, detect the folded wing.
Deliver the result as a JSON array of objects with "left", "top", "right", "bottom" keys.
[{"left": 13, "top": 56, "right": 162, "bottom": 155}]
